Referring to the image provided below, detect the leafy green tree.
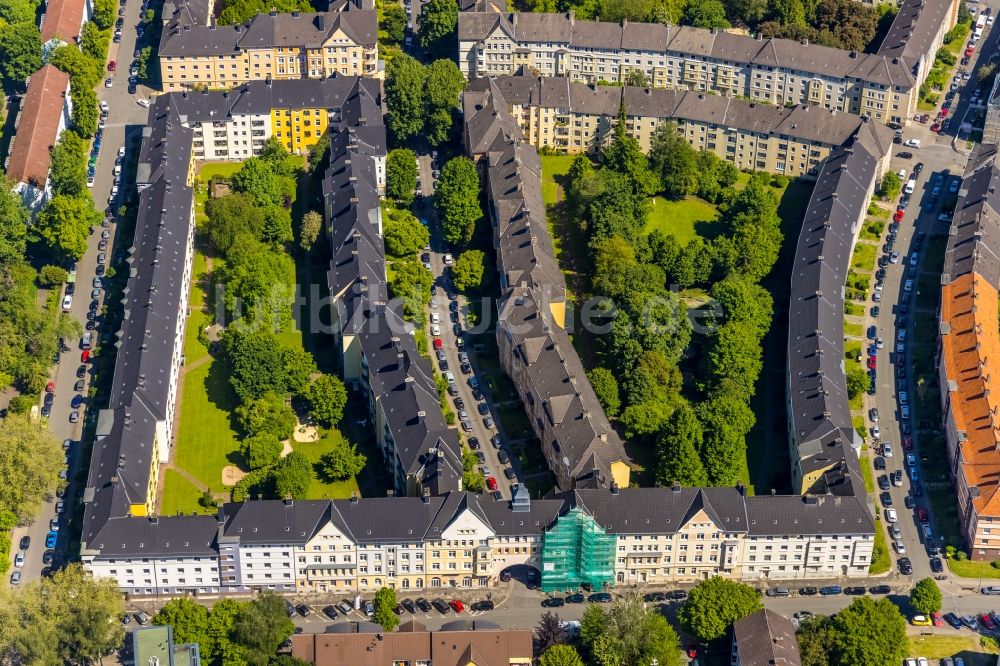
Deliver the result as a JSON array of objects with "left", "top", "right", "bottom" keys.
[
  {"left": 424, "top": 59, "right": 466, "bottom": 146},
  {"left": 711, "top": 278, "right": 773, "bottom": 339},
  {"left": 70, "top": 85, "right": 99, "bottom": 138},
  {"left": 49, "top": 44, "right": 102, "bottom": 89},
  {"left": 587, "top": 367, "right": 621, "bottom": 418},
  {"left": 4, "top": 564, "right": 125, "bottom": 664},
  {"left": 49, "top": 131, "right": 90, "bottom": 197},
  {"left": 909, "top": 577, "right": 943, "bottom": 615},
  {"left": 271, "top": 451, "right": 313, "bottom": 500},
  {"left": 587, "top": 171, "right": 649, "bottom": 247},
  {"left": 579, "top": 593, "right": 683, "bottom": 666},
  {"left": 231, "top": 592, "right": 296, "bottom": 666},
  {"left": 846, "top": 363, "right": 868, "bottom": 400},
  {"left": 307, "top": 374, "right": 348, "bottom": 426},
  {"left": 258, "top": 137, "right": 301, "bottom": 178},
  {"left": 205, "top": 194, "right": 266, "bottom": 253},
  {"left": 623, "top": 68, "right": 649, "bottom": 87},
  {"left": 154, "top": 599, "right": 210, "bottom": 651},
  {"left": 34, "top": 195, "right": 99, "bottom": 264},
  {"left": 261, "top": 204, "right": 293, "bottom": 246},
  {"left": 379, "top": 2, "right": 407, "bottom": 44},
  {"left": 373, "top": 587, "right": 399, "bottom": 631},
  {"left": 225, "top": 328, "right": 317, "bottom": 402},
  {"left": 6, "top": 395, "right": 34, "bottom": 414},
  {"left": 435, "top": 157, "right": 482, "bottom": 247},
  {"left": 602, "top": 104, "right": 659, "bottom": 196},
  {"left": 386, "top": 148, "right": 418, "bottom": 204},
  {"left": 796, "top": 615, "right": 835, "bottom": 666},
  {"left": 679, "top": 576, "right": 762, "bottom": 641},
  {"left": 684, "top": 0, "right": 730, "bottom": 27},
  {"left": 236, "top": 392, "right": 297, "bottom": 440},
  {"left": 829, "top": 597, "right": 907, "bottom": 666},
  {"left": 0, "top": 0, "right": 36, "bottom": 25},
  {"left": 38, "top": 265, "right": 68, "bottom": 287},
  {"left": 240, "top": 432, "right": 284, "bottom": 471},
  {"left": 318, "top": 437, "right": 366, "bottom": 482},
  {"left": 387, "top": 257, "right": 433, "bottom": 324},
  {"left": 656, "top": 403, "right": 708, "bottom": 487},
  {"left": 0, "top": 188, "right": 28, "bottom": 265},
  {"left": 539, "top": 644, "right": 584, "bottom": 666},
  {"left": 451, "top": 250, "right": 485, "bottom": 292},
  {"left": 299, "top": 210, "right": 322, "bottom": 251},
  {"left": 697, "top": 387, "right": 755, "bottom": 485},
  {"left": 649, "top": 123, "right": 698, "bottom": 199},
  {"left": 232, "top": 158, "right": 285, "bottom": 207},
  {"left": 307, "top": 133, "right": 330, "bottom": 172},
  {"left": 0, "top": 22, "right": 41, "bottom": 91},
  {"left": 0, "top": 413, "right": 64, "bottom": 521},
  {"left": 92, "top": 0, "right": 115, "bottom": 27},
  {"left": 418, "top": 0, "right": 457, "bottom": 54},
  {"left": 707, "top": 322, "right": 764, "bottom": 398},
  {"left": 80, "top": 22, "right": 108, "bottom": 62},
  {"left": 385, "top": 54, "right": 427, "bottom": 142},
  {"left": 383, "top": 206, "right": 429, "bottom": 257},
  {"left": 879, "top": 171, "right": 902, "bottom": 201}
]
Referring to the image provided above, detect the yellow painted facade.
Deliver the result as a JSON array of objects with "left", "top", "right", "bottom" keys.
[{"left": 269, "top": 107, "right": 328, "bottom": 155}]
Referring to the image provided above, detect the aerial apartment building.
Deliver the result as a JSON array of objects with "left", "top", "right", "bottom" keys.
[
  {"left": 466, "top": 74, "right": 893, "bottom": 178},
  {"left": 938, "top": 143, "right": 1000, "bottom": 560},
  {"left": 158, "top": 6, "right": 377, "bottom": 91},
  {"left": 458, "top": 0, "right": 960, "bottom": 127},
  {"left": 787, "top": 113, "right": 893, "bottom": 495},
  {"left": 82, "top": 487, "right": 873, "bottom": 597},
  {"left": 5, "top": 64, "right": 72, "bottom": 210}
]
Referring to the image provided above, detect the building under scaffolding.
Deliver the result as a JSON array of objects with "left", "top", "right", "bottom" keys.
[{"left": 540, "top": 507, "right": 616, "bottom": 592}]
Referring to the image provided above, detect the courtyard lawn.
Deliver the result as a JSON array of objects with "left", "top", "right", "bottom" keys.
[
  {"left": 197, "top": 162, "right": 244, "bottom": 182},
  {"left": 173, "top": 358, "right": 242, "bottom": 494},
  {"left": 293, "top": 428, "right": 361, "bottom": 500},
  {"left": 851, "top": 243, "right": 878, "bottom": 272},
  {"left": 159, "top": 468, "right": 213, "bottom": 516},
  {"left": 908, "top": 634, "right": 998, "bottom": 663},
  {"left": 182, "top": 249, "right": 212, "bottom": 365},
  {"left": 869, "top": 525, "right": 890, "bottom": 574},
  {"left": 643, "top": 195, "right": 722, "bottom": 245}
]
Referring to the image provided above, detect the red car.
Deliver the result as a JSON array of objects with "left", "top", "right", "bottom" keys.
[
  {"left": 108, "top": 60, "right": 116, "bottom": 71},
  {"left": 486, "top": 476, "right": 498, "bottom": 491},
  {"left": 432, "top": 338, "right": 443, "bottom": 350},
  {"left": 939, "top": 108, "right": 949, "bottom": 119},
  {"left": 45, "top": 381, "right": 55, "bottom": 393},
  {"left": 686, "top": 645, "right": 699, "bottom": 659},
  {"left": 893, "top": 210, "right": 905, "bottom": 222},
  {"left": 903, "top": 437, "right": 913, "bottom": 450},
  {"left": 449, "top": 599, "right": 464, "bottom": 613},
  {"left": 981, "top": 614, "right": 996, "bottom": 631},
  {"left": 867, "top": 356, "right": 877, "bottom": 370},
  {"left": 930, "top": 123, "right": 941, "bottom": 133},
  {"left": 931, "top": 612, "right": 944, "bottom": 627},
  {"left": 917, "top": 507, "right": 929, "bottom": 523},
  {"left": 81, "top": 350, "right": 90, "bottom": 362},
  {"left": 966, "top": 46, "right": 975, "bottom": 57}
]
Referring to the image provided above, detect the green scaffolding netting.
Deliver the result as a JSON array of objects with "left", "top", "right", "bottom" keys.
[{"left": 540, "top": 507, "right": 617, "bottom": 592}]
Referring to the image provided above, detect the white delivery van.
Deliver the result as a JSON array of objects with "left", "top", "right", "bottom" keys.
[{"left": 904, "top": 178, "right": 917, "bottom": 195}]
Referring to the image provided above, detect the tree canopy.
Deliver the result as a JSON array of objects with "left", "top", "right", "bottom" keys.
[
  {"left": 909, "top": 577, "right": 943, "bottom": 615},
  {"left": 418, "top": 0, "right": 457, "bottom": 55},
  {"left": 318, "top": 437, "right": 366, "bottom": 482},
  {"left": 386, "top": 148, "right": 418, "bottom": 204},
  {"left": 579, "top": 593, "right": 684, "bottom": 666},
  {"left": 307, "top": 374, "right": 348, "bottom": 426},
  {"left": 373, "top": 587, "right": 399, "bottom": 631},
  {"left": 435, "top": 157, "right": 482, "bottom": 247},
  {"left": 797, "top": 597, "right": 908, "bottom": 666},
  {"left": 678, "top": 576, "right": 762, "bottom": 641},
  {"left": 384, "top": 206, "right": 429, "bottom": 258},
  {"left": 451, "top": 249, "right": 486, "bottom": 292}
]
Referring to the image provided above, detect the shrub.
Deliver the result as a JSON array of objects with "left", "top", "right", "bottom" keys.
[{"left": 39, "top": 265, "right": 69, "bottom": 287}]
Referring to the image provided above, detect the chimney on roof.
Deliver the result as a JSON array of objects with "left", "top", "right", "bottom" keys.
[
  {"left": 317, "top": 13, "right": 324, "bottom": 30},
  {"left": 270, "top": 7, "right": 276, "bottom": 14},
  {"left": 284, "top": 497, "right": 294, "bottom": 507},
  {"left": 672, "top": 481, "right": 681, "bottom": 493},
  {"left": 217, "top": 506, "right": 225, "bottom": 525},
  {"left": 350, "top": 491, "right": 360, "bottom": 503},
  {"left": 422, "top": 487, "right": 431, "bottom": 503},
  {"left": 610, "top": 483, "right": 618, "bottom": 495},
  {"left": 387, "top": 489, "right": 394, "bottom": 497}
]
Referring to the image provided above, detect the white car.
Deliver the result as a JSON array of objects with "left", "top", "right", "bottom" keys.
[
  {"left": 443, "top": 253, "right": 454, "bottom": 266},
  {"left": 988, "top": 16, "right": 995, "bottom": 25},
  {"left": 870, "top": 425, "right": 881, "bottom": 439},
  {"left": 885, "top": 508, "right": 898, "bottom": 523},
  {"left": 882, "top": 443, "right": 893, "bottom": 458},
  {"left": 100, "top": 100, "right": 109, "bottom": 113},
  {"left": 903, "top": 138, "right": 921, "bottom": 148},
  {"left": 13, "top": 552, "right": 23, "bottom": 567},
  {"left": 117, "top": 146, "right": 126, "bottom": 158},
  {"left": 894, "top": 539, "right": 906, "bottom": 554},
  {"left": 137, "top": 98, "right": 151, "bottom": 108},
  {"left": 61, "top": 294, "right": 73, "bottom": 311},
  {"left": 431, "top": 324, "right": 441, "bottom": 336},
  {"left": 430, "top": 312, "right": 440, "bottom": 324},
  {"left": 104, "top": 77, "right": 113, "bottom": 88}
]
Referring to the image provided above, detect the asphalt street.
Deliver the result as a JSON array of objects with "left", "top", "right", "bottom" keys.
[
  {"left": 5, "top": 0, "right": 154, "bottom": 585},
  {"left": 417, "top": 154, "right": 525, "bottom": 499}
]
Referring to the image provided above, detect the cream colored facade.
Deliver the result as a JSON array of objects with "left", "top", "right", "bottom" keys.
[
  {"left": 160, "top": 11, "right": 378, "bottom": 91},
  {"left": 458, "top": 12, "right": 933, "bottom": 126}
]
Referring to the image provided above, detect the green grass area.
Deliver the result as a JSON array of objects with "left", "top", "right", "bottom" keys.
[
  {"left": 172, "top": 358, "right": 241, "bottom": 494},
  {"left": 539, "top": 155, "right": 578, "bottom": 263},
  {"left": 870, "top": 525, "right": 891, "bottom": 574},
  {"left": 643, "top": 195, "right": 722, "bottom": 245},
  {"left": 845, "top": 301, "right": 864, "bottom": 316},
  {"left": 844, "top": 321, "right": 863, "bottom": 338},
  {"left": 160, "top": 469, "right": 213, "bottom": 516},
  {"left": 293, "top": 429, "right": 362, "bottom": 500},
  {"left": 846, "top": 340, "right": 862, "bottom": 361},
  {"left": 946, "top": 555, "right": 1000, "bottom": 579},
  {"left": 860, "top": 219, "right": 886, "bottom": 242},
  {"left": 183, "top": 249, "right": 212, "bottom": 365},
  {"left": 909, "top": 634, "right": 998, "bottom": 663},
  {"left": 851, "top": 243, "right": 878, "bottom": 272},
  {"left": 859, "top": 454, "right": 875, "bottom": 493},
  {"left": 198, "top": 161, "right": 244, "bottom": 182}
]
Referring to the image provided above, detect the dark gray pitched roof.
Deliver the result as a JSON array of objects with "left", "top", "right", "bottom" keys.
[
  {"left": 745, "top": 494, "right": 873, "bottom": 536},
  {"left": 943, "top": 143, "right": 1000, "bottom": 290},
  {"left": 222, "top": 500, "right": 332, "bottom": 543},
  {"left": 733, "top": 609, "right": 802, "bottom": 666},
  {"left": 85, "top": 515, "right": 219, "bottom": 558},
  {"left": 878, "top": 0, "right": 954, "bottom": 65},
  {"left": 787, "top": 122, "right": 890, "bottom": 477},
  {"left": 570, "top": 487, "right": 749, "bottom": 535}
]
